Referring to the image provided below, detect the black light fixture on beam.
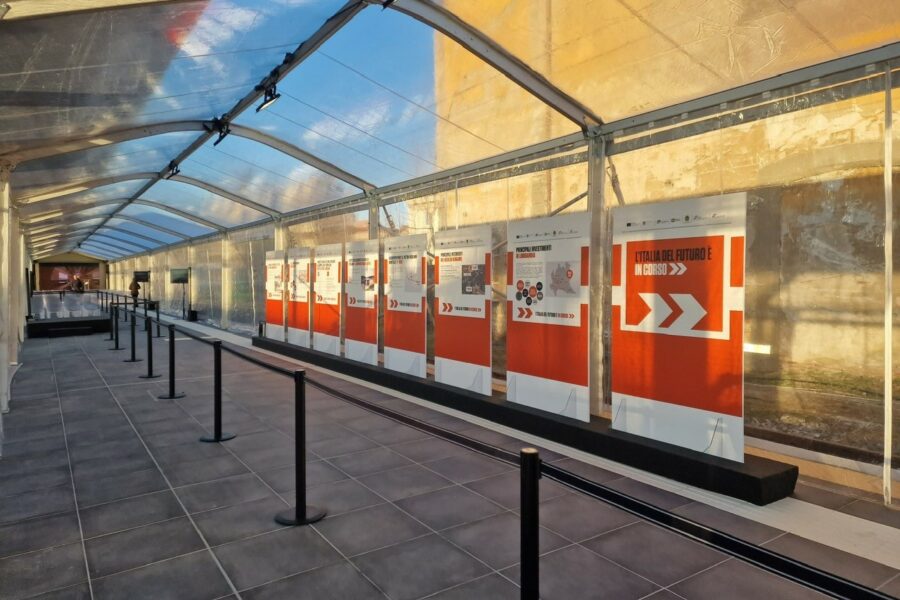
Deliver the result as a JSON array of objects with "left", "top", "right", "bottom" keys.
[
  {"left": 204, "top": 115, "right": 232, "bottom": 146},
  {"left": 164, "top": 161, "right": 180, "bottom": 180},
  {"left": 256, "top": 83, "right": 281, "bottom": 112}
]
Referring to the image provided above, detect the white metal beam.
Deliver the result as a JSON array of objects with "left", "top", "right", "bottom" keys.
[
  {"left": 374, "top": 0, "right": 602, "bottom": 129},
  {"left": 169, "top": 175, "right": 281, "bottom": 218},
  {"left": 4, "top": 121, "right": 375, "bottom": 193}
]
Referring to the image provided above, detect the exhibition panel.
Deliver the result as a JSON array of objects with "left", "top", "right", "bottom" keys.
[
  {"left": 344, "top": 238, "right": 379, "bottom": 364},
  {"left": 312, "top": 243, "right": 343, "bottom": 355},
  {"left": 286, "top": 247, "right": 312, "bottom": 348},
  {"left": 264, "top": 250, "right": 286, "bottom": 341},
  {"left": 383, "top": 234, "right": 429, "bottom": 377}
]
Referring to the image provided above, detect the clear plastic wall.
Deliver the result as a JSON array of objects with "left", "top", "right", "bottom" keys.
[
  {"left": 225, "top": 224, "right": 275, "bottom": 335},
  {"left": 107, "top": 68, "right": 897, "bottom": 474},
  {"left": 165, "top": 245, "right": 190, "bottom": 315},
  {"left": 190, "top": 238, "right": 223, "bottom": 327}
]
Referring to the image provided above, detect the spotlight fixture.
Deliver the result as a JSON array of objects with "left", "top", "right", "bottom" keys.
[
  {"left": 256, "top": 84, "right": 281, "bottom": 112},
  {"left": 164, "top": 160, "right": 180, "bottom": 180},
  {"left": 205, "top": 116, "right": 232, "bottom": 146}
]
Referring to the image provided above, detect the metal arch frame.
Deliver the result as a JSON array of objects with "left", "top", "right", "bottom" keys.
[
  {"left": 98, "top": 224, "right": 169, "bottom": 247},
  {"left": 6, "top": 122, "right": 376, "bottom": 193},
  {"left": 91, "top": 232, "right": 155, "bottom": 251},
  {"left": 105, "top": 215, "right": 191, "bottom": 240},
  {"left": 78, "top": 0, "right": 369, "bottom": 251},
  {"left": 226, "top": 124, "right": 376, "bottom": 191},
  {"left": 76, "top": 238, "right": 138, "bottom": 256},
  {"left": 370, "top": 0, "right": 603, "bottom": 129},
  {"left": 80, "top": 241, "right": 128, "bottom": 258},
  {"left": 16, "top": 173, "right": 158, "bottom": 204},
  {"left": 169, "top": 175, "right": 281, "bottom": 218},
  {"left": 16, "top": 172, "right": 276, "bottom": 219},
  {"left": 24, "top": 197, "right": 252, "bottom": 233}
]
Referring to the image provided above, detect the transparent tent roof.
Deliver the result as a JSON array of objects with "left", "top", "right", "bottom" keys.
[{"left": 2, "top": 0, "right": 897, "bottom": 259}]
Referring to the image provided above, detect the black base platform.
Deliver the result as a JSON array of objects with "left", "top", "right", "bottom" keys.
[
  {"left": 27, "top": 316, "right": 111, "bottom": 338},
  {"left": 252, "top": 336, "right": 798, "bottom": 505}
]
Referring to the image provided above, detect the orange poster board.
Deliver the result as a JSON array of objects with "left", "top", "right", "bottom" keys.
[
  {"left": 312, "top": 243, "right": 342, "bottom": 356},
  {"left": 611, "top": 193, "right": 746, "bottom": 461},
  {"left": 383, "top": 234, "right": 427, "bottom": 378},
  {"left": 434, "top": 226, "right": 492, "bottom": 395},
  {"left": 506, "top": 213, "right": 590, "bottom": 421},
  {"left": 344, "top": 239, "right": 379, "bottom": 365},
  {"left": 264, "top": 251, "right": 284, "bottom": 341},
  {"left": 286, "top": 248, "right": 311, "bottom": 348}
]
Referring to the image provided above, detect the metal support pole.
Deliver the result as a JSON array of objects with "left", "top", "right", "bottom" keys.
[
  {"left": 520, "top": 448, "right": 541, "bottom": 600},
  {"left": 124, "top": 311, "right": 141, "bottom": 363},
  {"left": 143, "top": 299, "right": 149, "bottom": 331},
  {"left": 883, "top": 66, "right": 894, "bottom": 506},
  {"left": 199, "top": 341, "right": 234, "bottom": 443},
  {"left": 258, "top": 321, "right": 264, "bottom": 338},
  {"left": 158, "top": 324, "right": 185, "bottom": 399},
  {"left": 107, "top": 305, "right": 115, "bottom": 341},
  {"left": 110, "top": 306, "right": 123, "bottom": 351},
  {"left": 139, "top": 319, "right": 159, "bottom": 379},
  {"left": 276, "top": 370, "right": 326, "bottom": 526}
]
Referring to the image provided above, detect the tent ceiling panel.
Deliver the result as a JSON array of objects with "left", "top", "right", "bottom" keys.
[
  {"left": 234, "top": 5, "right": 579, "bottom": 189},
  {"left": 182, "top": 139, "right": 360, "bottom": 214},
  {"left": 118, "top": 203, "right": 215, "bottom": 238},
  {"left": 22, "top": 204, "right": 120, "bottom": 226},
  {"left": 0, "top": 0, "right": 346, "bottom": 154},
  {"left": 140, "top": 179, "right": 270, "bottom": 227},
  {"left": 16, "top": 181, "right": 145, "bottom": 218},
  {"left": 437, "top": 0, "right": 900, "bottom": 122},
  {"left": 107, "top": 218, "right": 183, "bottom": 244},
  {"left": 10, "top": 133, "right": 197, "bottom": 199}
]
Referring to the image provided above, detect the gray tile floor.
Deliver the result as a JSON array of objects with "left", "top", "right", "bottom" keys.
[{"left": 1, "top": 332, "right": 898, "bottom": 599}]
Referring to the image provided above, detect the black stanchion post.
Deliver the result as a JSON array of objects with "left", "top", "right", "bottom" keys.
[
  {"left": 155, "top": 303, "right": 162, "bottom": 338},
  {"left": 520, "top": 448, "right": 541, "bottom": 600},
  {"left": 124, "top": 311, "right": 141, "bottom": 363},
  {"left": 139, "top": 319, "right": 160, "bottom": 379},
  {"left": 107, "top": 305, "right": 115, "bottom": 341},
  {"left": 258, "top": 322, "right": 264, "bottom": 337},
  {"left": 199, "top": 341, "right": 234, "bottom": 443},
  {"left": 158, "top": 324, "right": 185, "bottom": 400},
  {"left": 110, "top": 306, "right": 123, "bottom": 351},
  {"left": 275, "top": 370, "right": 326, "bottom": 526}
]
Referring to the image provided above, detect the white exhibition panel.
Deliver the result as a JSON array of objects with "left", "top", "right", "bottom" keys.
[
  {"left": 506, "top": 212, "right": 591, "bottom": 422},
  {"left": 313, "top": 242, "right": 342, "bottom": 356},
  {"left": 264, "top": 250, "right": 284, "bottom": 341},
  {"left": 611, "top": 193, "right": 747, "bottom": 462},
  {"left": 507, "top": 371, "right": 590, "bottom": 421},
  {"left": 383, "top": 233, "right": 427, "bottom": 378},
  {"left": 434, "top": 225, "right": 492, "bottom": 395},
  {"left": 287, "top": 247, "right": 311, "bottom": 348},
  {"left": 344, "top": 239, "right": 379, "bottom": 366},
  {"left": 435, "top": 357, "right": 492, "bottom": 396},
  {"left": 384, "top": 346, "right": 426, "bottom": 379}
]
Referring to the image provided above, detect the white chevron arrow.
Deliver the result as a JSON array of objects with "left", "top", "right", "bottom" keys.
[
  {"left": 637, "top": 293, "right": 672, "bottom": 328},
  {"left": 677, "top": 262, "right": 687, "bottom": 275},
  {"left": 669, "top": 293, "right": 706, "bottom": 331}
]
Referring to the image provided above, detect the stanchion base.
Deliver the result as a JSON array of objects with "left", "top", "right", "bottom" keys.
[
  {"left": 199, "top": 432, "right": 236, "bottom": 443},
  {"left": 139, "top": 374, "right": 161, "bottom": 379},
  {"left": 109, "top": 347, "right": 124, "bottom": 351},
  {"left": 123, "top": 359, "right": 143, "bottom": 363},
  {"left": 275, "top": 506, "right": 326, "bottom": 526},
  {"left": 158, "top": 392, "right": 186, "bottom": 400}
]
